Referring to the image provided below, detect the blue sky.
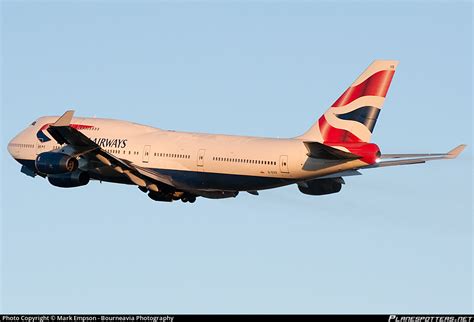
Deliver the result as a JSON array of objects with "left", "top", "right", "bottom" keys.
[{"left": 1, "top": 1, "right": 472, "bottom": 313}]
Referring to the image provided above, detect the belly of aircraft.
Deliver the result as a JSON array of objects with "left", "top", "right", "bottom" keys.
[
  {"left": 14, "top": 158, "right": 296, "bottom": 192},
  {"left": 153, "top": 168, "right": 295, "bottom": 192}
]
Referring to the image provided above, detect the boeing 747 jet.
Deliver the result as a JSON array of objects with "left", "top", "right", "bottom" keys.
[{"left": 7, "top": 60, "right": 466, "bottom": 203}]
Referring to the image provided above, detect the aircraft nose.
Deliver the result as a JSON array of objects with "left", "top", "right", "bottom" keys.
[
  {"left": 7, "top": 139, "right": 15, "bottom": 157},
  {"left": 7, "top": 134, "right": 22, "bottom": 158}
]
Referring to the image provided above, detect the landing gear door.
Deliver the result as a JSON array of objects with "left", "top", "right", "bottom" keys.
[
  {"left": 279, "top": 155, "right": 289, "bottom": 173},
  {"left": 197, "top": 149, "right": 205, "bottom": 169}
]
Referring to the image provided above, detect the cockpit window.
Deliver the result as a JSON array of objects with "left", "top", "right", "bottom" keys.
[{"left": 30, "top": 121, "right": 37, "bottom": 126}]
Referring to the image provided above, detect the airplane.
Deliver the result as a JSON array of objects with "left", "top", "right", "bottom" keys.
[{"left": 7, "top": 60, "right": 466, "bottom": 203}]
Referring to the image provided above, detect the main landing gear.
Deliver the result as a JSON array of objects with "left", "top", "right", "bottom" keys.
[
  {"left": 138, "top": 186, "right": 196, "bottom": 203},
  {"left": 180, "top": 195, "right": 196, "bottom": 203}
]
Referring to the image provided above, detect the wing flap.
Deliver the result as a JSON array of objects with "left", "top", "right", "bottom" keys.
[
  {"left": 365, "top": 144, "right": 466, "bottom": 169},
  {"left": 317, "top": 170, "right": 362, "bottom": 179}
]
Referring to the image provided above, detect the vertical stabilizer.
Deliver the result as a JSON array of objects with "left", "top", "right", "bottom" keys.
[{"left": 298, "top": 60, "right": 398, "bottom": 143}]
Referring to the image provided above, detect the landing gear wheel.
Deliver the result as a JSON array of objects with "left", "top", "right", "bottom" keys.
[{"left": 188, "top": 196, "right": 196, "bottom": 203}]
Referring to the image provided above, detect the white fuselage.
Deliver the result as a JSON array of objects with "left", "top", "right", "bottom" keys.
[{"left": 8, "top": 116, "right": 367, "bottom": 192}]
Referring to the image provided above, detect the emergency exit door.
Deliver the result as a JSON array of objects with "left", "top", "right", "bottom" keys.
[
  {"left": 279, "top": 155, "right": 289, "bottom": 173},
  {"left": 142, "top": 145, "right": 151, "bottom": 163},
  {"left": 197, "top": 149, "right": 206, "bottom": 167}
]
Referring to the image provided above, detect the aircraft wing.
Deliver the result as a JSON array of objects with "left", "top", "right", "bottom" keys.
[
  {"left": 363, "top": 145, "right": 466, "bottom": 169},
  {"left": 46, "top": 110, "right": 177, "bottom": 191}
]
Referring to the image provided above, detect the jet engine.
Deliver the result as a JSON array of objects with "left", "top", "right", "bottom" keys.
[
  {"left": 48, "top": 170, "right": 90, "bottom": 188},
  {"left": 35, "top": 152, "right": 78, "bottom": 175},
  {"left": 298, "top": 178, "right": 343, "bottom": 196}
]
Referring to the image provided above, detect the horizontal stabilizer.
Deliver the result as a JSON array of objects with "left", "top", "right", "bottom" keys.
[
  {"left": 303, "top": 141, "right": 360, "bottom": 160},
  {"left": 380, "top": 153, "right": 445, "bottom": 159},
  {"left": 364, "top": 144, "right": 467, "bottom": 169},
  {"left": 446, "top": 144, "right": 467, "bottom": 159}
]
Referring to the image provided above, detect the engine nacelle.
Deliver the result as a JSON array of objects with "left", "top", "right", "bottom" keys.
[
  {"left": 35, "top": 152, "right": 78, "bottom": 175},
  {"left": 48, "top": 171, "right": 90, "bottom": 188},
  {"left": 298, "top": 178, "right": 343, "bottom": 196}
]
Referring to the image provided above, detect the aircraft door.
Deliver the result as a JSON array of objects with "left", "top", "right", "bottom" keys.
[
  {"left": 279, "top": 155, "right": 289, "bottom": 173},
  {"left": 142, "top": 145, "right": 151, "bottom": 163},
  {"left": 197, "top": 149, "right": 206, "bottom": 168}
]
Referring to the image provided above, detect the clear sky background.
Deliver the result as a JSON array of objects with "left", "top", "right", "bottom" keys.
[{"left": 1, "top": 0, "right": 472, "bottom": 314}]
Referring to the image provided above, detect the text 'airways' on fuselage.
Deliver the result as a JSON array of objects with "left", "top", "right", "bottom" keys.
[{"left": 92, "top": 138, "right": 128, "bottom": 149}]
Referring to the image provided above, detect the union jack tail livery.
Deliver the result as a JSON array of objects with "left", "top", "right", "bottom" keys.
[{"left": 300, "top": 60, "right": 398, "bottom": 144}]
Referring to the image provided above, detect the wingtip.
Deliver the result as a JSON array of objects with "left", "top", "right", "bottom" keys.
[
  {"left": 53, "top": 110, "right": 75, "bottom": 127},
  {"left": 447, "top": 144, "right": 467, "bottom": 159}
]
